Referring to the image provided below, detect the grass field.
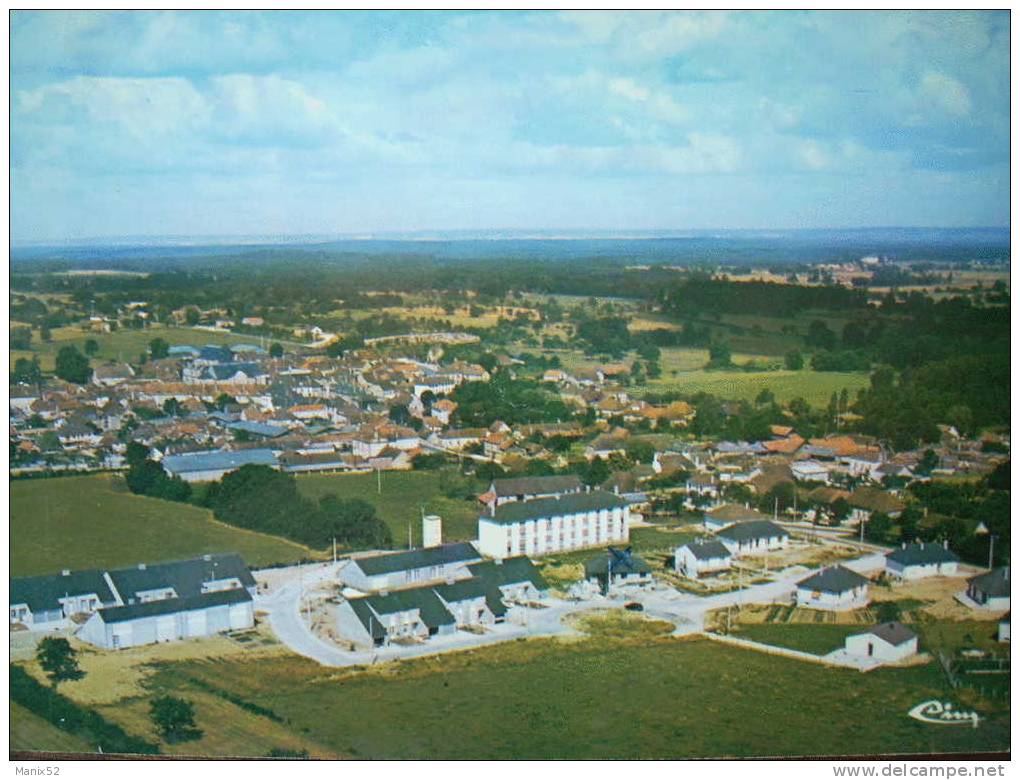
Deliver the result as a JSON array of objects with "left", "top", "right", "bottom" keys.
[
  {"left": 295, "top": 470, "right": 481, "bottom": 547},
  {"left": 10, "top": 475, "right": 312, "bottom": 577},
  {"left": 10, "top": 701, "right": 95, "bottom": 755},
  {"left": 11, "top": 324, "right": 256, "bottom": 371},
  {"left": 643, "top": 366, "right": 870, "bottom": 407},
  {"left": 70, "top": 632, "right": 1010, "bottom": 759},
  {"left": 735, "top": 623, "right": 864, "bottom": 655}
]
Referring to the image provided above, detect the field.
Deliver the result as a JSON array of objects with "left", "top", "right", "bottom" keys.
[
  {"left": 734, "top": 623, "right": 865, "bottom": 655},
  {"left": 11, "top": 324, "right": 257, "bottom": 371},
  {"left": 643, "top": 366, "right": 870, "bottom": 407},
  {"left": 31, "top": 630, "right": 1008, "bottom": 759},
  {"left": 295, "top": 470, "right": 481, "bottom": 547},
  {"left": 10, "top": 475, "right": 312, "bottom": 577},
  {"left": 10, "top": 702, "right": 94, "bottom": 755}
]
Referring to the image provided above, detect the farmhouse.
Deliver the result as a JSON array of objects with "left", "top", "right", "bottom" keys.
[
  {"left": 716, "top": 520, "right": 789, "bottom": 556},
  {"left": 339, "top": 542, "right": 482, "bottom": 593},
  {"left": 966, "top": 567, "right": 1010, "bottom": 610},
  {"left": 584, "top": 547, "right": 652, "bottom": 593},
  {"left": 336, "top": 585, "right": 457, "bottom": 648},
  {"left": 476, "top": 490, "right": 630, "bottom": 558},
  {"left": 884, "top": 542, "right": 959, "bottom": 580},
  {"left": 844, "top": 622, "right": 918, "bottom": 663},
  {"left": 796, "top": 565, "right": 870, "bottom": 611},
  {"left": 674, "top": 539, "right": 733, "bottom": 579},
  {"left": 703, "top": 503, "right": 769, "bottom": 532},
  {"left": 162, "top": 448, "right": 279, "bottom": 482}
]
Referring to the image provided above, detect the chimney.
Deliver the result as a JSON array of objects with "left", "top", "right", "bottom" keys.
[
  {"left": 203, "top": 554, "right": 212, "bottom": 561},
  {"left": 138, "top": 563, "right": 146, "bottom": 570},
  {"left": 61, "top": 569, "right": 70, "bottom": 576},
  {"left": 901, "top": 542, "right": 906, "bottom": 549},
  {"left": 943, "top": 539, "right": 948, "bottom": 550}
]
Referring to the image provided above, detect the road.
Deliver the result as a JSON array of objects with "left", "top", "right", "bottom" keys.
[{"left": 254, "top": 550, "right": 886, "bottom": 668}]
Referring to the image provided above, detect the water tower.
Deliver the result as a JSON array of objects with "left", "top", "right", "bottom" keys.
[{"left": 422, "top": 514, "right": 443, "bottom": 548}]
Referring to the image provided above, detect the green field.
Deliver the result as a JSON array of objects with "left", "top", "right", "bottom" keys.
[
  {"left": 11, "top": 324, "right": 257, "bottom": 371},
  {"left": 10, "top": 701, "right": 94, "bottom": 755},
  {"left": 735, "top": 623, "right": 865, "bottom": 655},
  {"left": 83, "top": 632, "right": 1009, "bottom": 759},
  {"left": 10, "top": 475, "right": 312, "bottom": 577},
  {"left": 295, "top": 470, "right": 481, "bottom": 547},
  {"left": 643, "top": 366, "right": 870, "bottom": 407}
]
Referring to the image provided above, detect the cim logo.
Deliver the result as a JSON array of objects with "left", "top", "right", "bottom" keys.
[{"left": 908, "top": 700, "right": 980, "bottom": 729}]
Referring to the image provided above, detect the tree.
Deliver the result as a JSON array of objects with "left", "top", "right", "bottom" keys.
[
  {"left": 388, "top": 404, "right": 412, "bottom": 426},
  {"left": 162, "top": 398, "right": 184, "bottom": 417},
  {"left": 40, "top": 324, "right": 52, "bottom": 342},
  {"left": 36, "top": 637, "right": 83, "bottom": 685},
  {"left": 624, "top": 440, "right": 655, "bottom": 465},
  {"left": 125, "top": 441, "right": 150, "bottom": 468},
  {"left": 269, "top": 342, "right": 284, "bottom": 358},
  {"left": 83, "top": 338, "right": 100, "bottom": 357},
  {"left": 214, "top": 393, "right": 236, "bottom": 410},
  {"left": 149, "top": 337, "right": 170, "bottom": 360},
  {"left": 987, "top": 460, "right": 1010, "bottom": 492},
  {"left": 865, "top": 511, "right": 892, "bottom": 543},
  {"left": 706, "top": 342, "right": 732, "bottom": 367},
  {"left": 755, "top": 388, "right": 775, "bottom": 407},
  {"left": 784, "top": 350, "right": 804, "bottom": 370},
  {"left": 150, "top": 695, "right": 202, "bottom": 743},
  {"left": 317, "top": 494, "right": 393, "bottom": 548},
  {"left": 12, "top": 356, "right": 42, "bottom": 386},
  {"left": 184, "top": 307, "right": 200, "bottom": 326},
  {"left": 54, "top": 346, "right": 92, "bottom": 384},
  {"left": 582, "top": 457, "right": 610, "bottom": 487},
  {"left": 916, "top": 449, "right": 939, "bottom": 476}
]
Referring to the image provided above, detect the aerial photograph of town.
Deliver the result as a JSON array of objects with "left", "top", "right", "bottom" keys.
[{"left": 7, "top": 8, "right": 1011, "bottom": 770}]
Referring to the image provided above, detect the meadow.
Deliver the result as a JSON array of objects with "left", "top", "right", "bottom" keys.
[
  {"left": 51, "top": 630, "right": 1010, "bottom": 759},
  {"left": 10, "top": 475, "right": 312, "bottom": 577},
  {"left": 10, "top": 702, "right": 94, "bottom": 755},
  {"left": 11, "top": 324, "right": 257, "bottom": 371}
]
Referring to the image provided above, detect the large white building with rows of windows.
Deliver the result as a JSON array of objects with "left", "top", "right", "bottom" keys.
[{"left": 477, "top": 489, "right": 631, "bottom": 558}]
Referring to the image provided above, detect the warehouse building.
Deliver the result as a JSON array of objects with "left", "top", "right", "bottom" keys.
[
  {"left": 339, "top": 542, "right": 482, "bottom": 592},
  {"left": 161, "top": 448, "right": 279, "bottom": 482}
]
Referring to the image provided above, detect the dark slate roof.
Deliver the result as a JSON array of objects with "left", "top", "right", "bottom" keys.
[
  {"left": 108, "top": 553, "right": 255, "bottom": 603},
  {"left": 226, "top": 420, "right": 289, "bottom": 438},
  {"left": 482, "top": 490, "right": 629, "bottom": 525},
  {"left": 490, "top": 475, "right": 582, "bottom": 497},
  {"left": 348, "top": 597, "right": 386, "bottom": 640},
  {"left": 359, "top": 586, "right": 455, "bottom": 629},
  {"left": 97, "top": 587, "right": 251, "bottom": 624},
  {"left": 10, "top": 569, "right": 116, "bottom": 613},
  {"left": 467, "top": 556, "right": 548, "bottom": 592},
  {"left": 210, "top": 362, "right": 262, "bottom": 381},
  {"left": 886, "top": 542, "right": 960, "bottom": 567},
  {"left": 353, "top": 542, "right": 480, "bottom": 577},
  {"left": 855, "top": 621, "right": 917, "bottom": 646},
  {"left": 681, "top": 539, "right": 732, "bottom": 561},
  {"left": 797, "top": 565, "right": 870, "bottom": 594},
  {"left": 162, "top": 448, "right": 278, "bottom": 474},
  {"left": 717, "top": 520, "right": 789, "bottom": 544},
  {"left": 199, "top": 345, "right": 234, "bottom": 363},
  {"left": 968, "top": 567, "right": 1010, "bottom": 598},
  {"left": 584, "top": 547, "right": 652, "bottom": 578},
  {"left": 433, "top": 577, "right": 488, "bottom": 604}
]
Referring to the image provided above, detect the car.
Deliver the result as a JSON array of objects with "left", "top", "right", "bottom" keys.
[{"left": 623, "top": 602, "right": 644, "bottom": 612}]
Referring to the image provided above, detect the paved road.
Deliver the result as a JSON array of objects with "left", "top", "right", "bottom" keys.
[{"left": 254, "top": 551, "right": 887, "bottom": 668}]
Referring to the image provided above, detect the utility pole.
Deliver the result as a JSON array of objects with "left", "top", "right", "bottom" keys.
[
  {"left": 988, "top": 535, "right": 998, "bottom": 570},
  {"left": 377, "top": 467, "right": 381, "bottom": 495},
  {"left": 332, "top": 537, "right": 336, "bottom": 565}
]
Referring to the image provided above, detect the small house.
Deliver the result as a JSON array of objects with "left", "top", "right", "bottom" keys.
[
  {"left": 703, "top": 503, "right": 769, "bottom": 532},
  {"left": 884, "top": 542, "right": 959, "bottom": 580},
  {"left": 966, "top": 567, "right": 1010, "bottom": 610},
  {"left": 674, "top": 539, "right": 732, "bottom": 579},
  {"left": 844, "top": 622, "right": 918, "bottom": 662},
  {"left": 584, "top": 547, "right": 652, "bottom": 594},
  {"left": 716, "top": 520, "right": 789, "bottom": 556},
  {"left": 796, "top": 565, "right": 870, "bottom": 611}
]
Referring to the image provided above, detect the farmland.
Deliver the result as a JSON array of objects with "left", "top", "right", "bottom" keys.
[
  {"left": 10, "top": 475, "right": 312, "bottom": 577},
  {"left": 33, "top": 630, "right": 1009, "bottom": 759}
]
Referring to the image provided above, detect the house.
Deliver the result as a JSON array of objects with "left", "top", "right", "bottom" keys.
[
  {"left": 432, "top": 578, "right": 497, "bottom": 628},
  {"left": 584, "top": 547, "right": 652, "bottom": 593},
  {"left": 844, "top": 622, "right": 918, "bottom": 663},
  {"left": 703, "top": 503, "right": 769, "bottom": 532},
  {"left": 73, "top": 554, "right": 256, "bottom": 650},
  {"left": 92, "top": 363, "right": 135, "bottom": 387},
  {"left": 161, "top": 448, "right": 279, "bottom": 482},
  {"left": 966, "top": 567, "right": 1010, "bottom": 610},
  {"left": 885, "top": 542, "right": 959, "bottom": 580},
  {"left": 10, "top": 569, "right": 119, "bottom": 630},
  {"left": 674, "top": 539, "right": 732, "bottom": 579},
  {"left": 466, "top": 557, "right": 549, "bottom": 604},
  {"left": 791, "top": 460, "right": 832, "bottom": 483},
  {"left": 685, "top": 473, "right": 719, "bottom": 501},
  {"left": 432, "top": 428, "right": 487, "bottom": 450},
  {"left": 241, "top": 317, "right": 265, "bottom": 327},
  {"left": 477, "top": 490, "right": 631, "bottom": 558},
  {"left": 338, "top": 542, "right": 482, "bottom": 593},
  {"left": 796, "top": 565, "right": 870, "bottom": 611},
  {"left": 480, "top": 474, "right": 583, "bottom": 509},
  {"left": 335, "top": 585, "right": 456, "bottom": 648},
  {"left": 716, "top": 520, "right": 789, "bottom": 556},
  {"left": 848, "top": 487, "right": 905, "bottom": 524}
]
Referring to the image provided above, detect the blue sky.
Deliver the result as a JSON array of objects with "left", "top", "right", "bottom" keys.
[{"left": 10, "top": 10, "right": 1010, "bottom": 242}]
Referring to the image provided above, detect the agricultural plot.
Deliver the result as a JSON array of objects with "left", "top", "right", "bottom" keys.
[
  {"left": 10, "top": 475, "right": 312, "bottom": 577},
  {"left": 59, "top": 632, "right": 1010, "bottom": 759}
]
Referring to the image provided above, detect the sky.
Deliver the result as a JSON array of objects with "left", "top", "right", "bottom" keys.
[{"left": 10, "top": 10, "right": 1011, "bottom": 243}]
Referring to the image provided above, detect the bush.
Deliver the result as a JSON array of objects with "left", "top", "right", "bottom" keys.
[{"left": 150, "top": 695, "right": 202, "bottom": 743}]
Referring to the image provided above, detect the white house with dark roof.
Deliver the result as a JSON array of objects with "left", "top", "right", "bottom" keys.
[
  {"left": 884, "top": 542, "right": 959, "bottom": 580},
  {"left": 10, "top": 569, "right": 119, "bottom": 630},
  {"left": 476, "top": 490, "right": 630, "bottom": 558},
  {"left": 675, "top": 539, "right": 733, "bottom": 579},
  {"left": 336, "top": 584, "right": 457, "bottom": 649},
  {"left": 338, "top": 542, "right": 482, "bottom": 593},
  {"left": 703, "top": 503, "right": 769, "bottom": 532},
  {"left": 481, "top": 474, "right": 584, "bottom": 509},
  {"left": 966, "top": 567, "right": 1010, "bottom": 610},
  {"left": 796, "top": 565, "right": 870, "bottom": 611},
  {"left": 844, "top": 622, "right": 918, "bottom": 663},
  {"left": 716, "top": 520, "right": 789, "bottom": 556}
]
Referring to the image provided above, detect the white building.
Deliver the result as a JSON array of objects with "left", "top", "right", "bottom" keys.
[
  {"left": 967, "top": 567, "right": 1010, "bottom": 610},
  {"left": 791, "top": 460, "right": 832, "bottom": 484},
  {"left": 703, "top": 504, "right": 769, "bottom": 532},
  {"left": 338, "top": 542, "right": 481, "bottom": 593},
  {"left": 716, "top": 520, "right": 789, "bottom": 556},
  {"left": 844, "top": 622, "right": 918, "bottom": 663},
  {"left": 161, "top": 448, "right": 279, "bottom": 482},
  {"left": 884, "top": 542, "right": 959, "bottom": 580},
  {"left": 796, "top": 565, "right": 870, "bottom": 611},
  {"left": 675, "top": 539, "right": 732, "bottom": 579},
  {"left": 482, "top": 474, "right": 584, "bottom": 508},
  {"left": 476, "top": 490, "right": 630, "bottom": 559}
]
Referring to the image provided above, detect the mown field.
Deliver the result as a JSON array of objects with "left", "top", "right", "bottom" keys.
[
  {"left": 10, "top": 701, "right": 94, "bottom": 755},
  {"left": 11, "top": 324, "right": 255, "bottom": 371},
  {"left": 735, "top": 623, "right": 865, "bottom": 655},
  {"left": 295, "top": 470, "right": 480, "bottom": 547},
  {"left": 44, "top": 628, "right": 1010, "bottom": 759},
  {"left": 10, "top": 475, "right": 312, "bottom": 577},
  {"left": 643, "top": 366, "right": 871, "bottom": 407}
]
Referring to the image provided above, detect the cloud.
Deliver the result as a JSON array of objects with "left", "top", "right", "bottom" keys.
[{"left": 919, "top": 71, "right": 973, "bottom": 116}]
